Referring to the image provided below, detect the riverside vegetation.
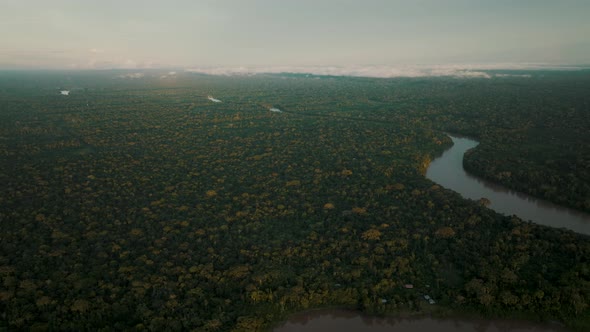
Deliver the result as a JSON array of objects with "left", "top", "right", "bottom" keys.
[{"left": 0, "top": 70, "right": 589, "bottom": 331}]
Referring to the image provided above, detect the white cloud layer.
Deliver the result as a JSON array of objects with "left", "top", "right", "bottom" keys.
[
  {"left": 118, "top": 72, "right": 145, "bottom": 79},
  {"left": 159, "top": 71, "right": 178, "bottom": 79},
  {"left": 186, "top": 64, "right": 584, "bottom": 79}
]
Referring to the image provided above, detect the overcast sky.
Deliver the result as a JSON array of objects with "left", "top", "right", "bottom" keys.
[{"left": 1, "top": 0, "right": 589, "bottom": 70}]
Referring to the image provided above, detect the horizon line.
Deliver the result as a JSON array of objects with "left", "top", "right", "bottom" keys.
[{"left": 2, "top": 63, "right": 589, "bottom": 80}]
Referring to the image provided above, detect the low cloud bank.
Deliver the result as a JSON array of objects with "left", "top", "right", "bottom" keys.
[
  {"left": 118, "top": 72, "right": 145, "bottom": 79},
  {"left": 186, "top": 64, "right": 583, "bottom": 79},
  {"left": 160, "top": 71, "right": 177, "bottom": 79}
]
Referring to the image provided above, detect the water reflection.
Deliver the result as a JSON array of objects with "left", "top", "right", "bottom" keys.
[
  {"left": 274, "top": 309, "right": 566, "bottom": 332},
  {"left": 426, "top": 135, "right": 590, "bottom": 235}
]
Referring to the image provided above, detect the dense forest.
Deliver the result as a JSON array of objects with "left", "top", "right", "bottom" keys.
[{"left": 0, "top": 70, "right": 589, "bottom": 331}]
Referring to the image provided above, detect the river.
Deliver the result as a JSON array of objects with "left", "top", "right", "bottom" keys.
[
  {"left": 274, "top": 309, "right": 567, "bottom": 332},
  {"left": 426, "top": 135, "right": 590, "bottom": 235},
  {"left": 274, "top": 135, "right": 588, "bottom": 332}
]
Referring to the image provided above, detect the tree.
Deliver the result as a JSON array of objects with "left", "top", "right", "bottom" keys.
[{"left": 361, "top": 229, "right": 382, "bottom": 241}]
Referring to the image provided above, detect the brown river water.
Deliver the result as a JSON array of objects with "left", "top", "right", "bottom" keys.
[{"left": 274, "top": 309, "right": 567, "bottom": 332}]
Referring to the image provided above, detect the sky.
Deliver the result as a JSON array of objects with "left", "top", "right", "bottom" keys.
[{"left": 1, "top": 0, "right": 589, "bottom": 71}]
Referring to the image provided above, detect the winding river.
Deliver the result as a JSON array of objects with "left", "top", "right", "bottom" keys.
[{"left": 426, "top": 135, "right": 590, "bottom": 235}]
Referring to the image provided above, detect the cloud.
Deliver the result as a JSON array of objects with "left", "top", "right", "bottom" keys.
[
  {"left": 495, "top": 73, "right": 532, "bottom": 78},
  {"left": 185, "top": 65, "right": 496, "bottom": 78},
  {"left": 186, "top": 64, "right": 584, "bottom": 79},
  {"left": 159, "top": 71, "right": 178, "bottom": 79},
  {"left": 118, "top": 72, "right": 145, "bottom": 79}
]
